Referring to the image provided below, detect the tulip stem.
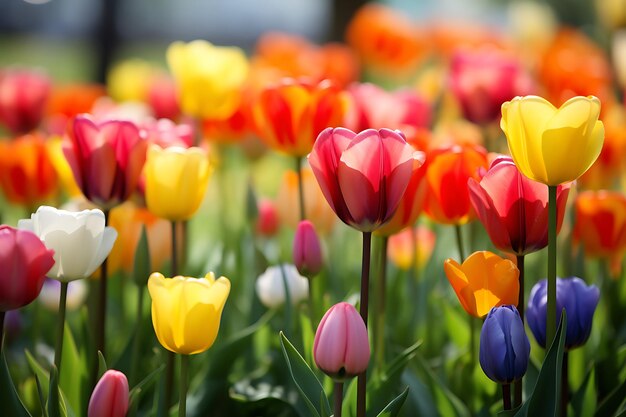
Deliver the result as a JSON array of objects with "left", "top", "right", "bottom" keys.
[
  {"left": 0, "top": 311, "right": 5, "bottom": 355},
  {"left": 164, "top": 220, "right": 180, "bottom": 410},
  {"left": 454, "top": 225, "right": 465, "bottom": 261},
  {"left": 357, "top": 231, "right": 372, "bottom": 417},
  {"left": 547, "top": 185, "right": 557, "bottom": 350},
  {"left": 179, "top": 354, "right": 189, "bottom": 417},
  {"left": 172, "top": 221, "right": 179, "bottom": 277},
  {"left": 502, "top": 383, "right": 511, "bottom": 410},
  {"left": 334, "top": 381, "right": 344, "bottom": 417},
  {"left": 296, "top": 156, "right": 306, "bottom": 221},
  {"left": 54, "top": 282, "right": 68, "bottom": 374},
  {"left": 514, "top": 254, "right": 525, "bottom": 407},
  {"left": 375, "top": 236, "right": 389, "bottom": 375},
  {"left": 93, "top": 209, "right": 110, "bottom": 389}
]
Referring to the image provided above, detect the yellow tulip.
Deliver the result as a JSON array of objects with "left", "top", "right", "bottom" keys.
[
  {"left": 500, "top": 95, "right": 604, "bottom": 186},
  {"left": 443, "top": 251, "right": 519, "bottom": 318},
  {"left": 147, "top": 272, "right": 230, "bottom": 355},
  {"left": 166, "top": 40, "right": 248, "bottom": 119},
  {"left": 144, "top": 145, "right": 211, "bottom": 221}
]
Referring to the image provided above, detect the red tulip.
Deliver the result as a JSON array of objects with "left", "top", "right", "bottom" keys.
[
  {"left": 0, "top": 225, "right": 55, "bottom": 312},
  {"left": 88, "top": 369, "right": 129, "bottom": 417},
  {"left": 0, "top": 69, "right": 51, "bottom": 134},
  {"left": 308, "top": 127, "right": 419, "bottom": 232},
  {"left": 255, "top": 198, "right": 280, "bottom": 237},
  {"left": 64, "top": 114, "right": 148, "bottom": 209},
  {"left": 468, "top": 156, "right": 571, "bottom": 255}
]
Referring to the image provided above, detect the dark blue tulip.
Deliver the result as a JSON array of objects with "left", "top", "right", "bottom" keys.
[
  {"left": 479, "top": 305, "right": 530, "bottom": 384},
  {"left": 526, "top": 277, "right": 600, "bottom": 350}
]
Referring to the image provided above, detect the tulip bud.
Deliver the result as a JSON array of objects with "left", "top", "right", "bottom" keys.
[
  {"left": 255, "top": 198, "right": 280, "bottom": 237},
  {"left": 88, "top": 369, "right": 129, "bottom": 417},
  {"left": 479, "top": 305, "right": 530, "bottom": 384},
  {"left": 526, "top": 277, "right": 599, "bottom": 350},
  {"left": 313, "top": 302, "right": 370, "bottom": 381},
  {"left": 293, "top": 220, "right": 323, "bottom": 278}
]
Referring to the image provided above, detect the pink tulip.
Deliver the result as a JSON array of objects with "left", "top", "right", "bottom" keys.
[
  {"left": 140, "top": 118, "right": 194, "bottom": 149},
  {"left": 293, "top": 220, "right": 323, "bottom": 277},
  {"left": 64, "top": 114, "right": 148, "bottom": 209},
  {"left": 0, "top": 225, "right": 55, "bottom": 312},
  {"left": 468, "top": 156, "right": 571, "bottom": 255},
  {"left": 0, "top": 68, "right": 51, "bottom": 134},
  {"left": 147, "top": 75, "right": 180, "bottom": 120},
  {"left": 256, "top": 198, "right": 280, "bottom": 237},
  {"left": 88, "top": 369, "right": 129, "bottom": 417},
  {"left": 313, "top": 302, "right": 370, "bottom": 380},
  {"left": 308, "top": 127, "right": 419, "bottom": 232}
]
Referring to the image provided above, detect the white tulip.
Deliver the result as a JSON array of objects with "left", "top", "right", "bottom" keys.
[
  {"left": 18, "top": 206, "right": 117, "bottom": 282},
  {"left": 255, "top": 264, "right": 309, "bottom": 309}
]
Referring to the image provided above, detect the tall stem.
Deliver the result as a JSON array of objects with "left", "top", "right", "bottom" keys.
[
  {"left": 502, "top": 383, "right": 511, "bottom": 410},
  {"left": 164, "top": 220, "right": 179, "bottom": 409},
  {"left": 357, "top": 231, "right": 372, "bottom": 417},
  {"left": 560, "top": 352, "right": 569, "bottom": 417},
  {"left": 179, "top": 354, "right": 189, "bottom": 417},
  {"left": 94, "top": 208, "right": 110, "bottom": 389},
  {"left": 514, "top": 254, "right": 525, "bottom": 407},
  {"left": 54, "top": 282, "right": 68, "bottom": 374},
  {"left": 334, "top": 381, "right": 344, "bottom": 417},
  {"left": 307, "top": 279, "right": 316, "bottom": 330},
  {"left": 454, "top": 224, "right": 465, "bottom": 261},
  {"left": 171, "top": 221, "right": 179, "bottom": 277},
  {"left": 375, "top": 236, "right": 389, "bottom": 373},
  {"left": 547, "top": 185, "right": 557, "bottom": 348},
  {"left": 296, "top": 156, "right": 306, "bottom": 221},
  {"left": 0, "top": 311, "right": 5, "bottom": 356},
  {"left": 129, "top": 287, "right": 144, "bottom": 386}
]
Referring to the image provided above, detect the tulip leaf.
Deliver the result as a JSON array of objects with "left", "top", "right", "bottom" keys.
[
  {"left": 594, "top": 371, "right": 626, "bottom": 417},
  {"left": 400, "top": 370, "right": 439, "bottom": 417},
  {"left": 279, "top": 331, "right": 331, "bottom": 417},
  {"left": 571, "top": 367, "right": 596, "bottom": 417},
  {"left": 97, "top": 350, "right": 108, "bottom": 378},
  {"left": 0, "top": 351, "right": 32, "bottom": 417},
  {"left": 129, "top": 363, "right": 165, "bottom": 408},
  {"left": 34, "top": 374, "right": 48, "bottom": 417},
  {"left": 376, "top": 386, "right": 409, "bottom": 417},
  {"left": 47, "top": 365, "right": 61, "bottom": 417},
  {"left": 59, "top": 324, "right": 86, "bottom": 414},
  {"left": 24, "top": 350, "right": 72, "bottom": 417}
]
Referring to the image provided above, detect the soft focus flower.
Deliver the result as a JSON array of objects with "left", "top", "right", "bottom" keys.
[
  {"left": 449, "top": 49, "right": 534, "bottom": 125},
  {"left": 141, "top": 118, "right": 194, "bottom": 149},
  {"left": 0, "top": 133, "right": 59, "bottom": 206},
  {"left": 308, "top": 127, "right": 419, "bottom": 232},
  {"left": 0, "top": 68, "right": 51, "bottom": 134},
  {"left": 148, "top": 272, "right": 230, "bottom": 355},
  {"left": 107, "top": 59, "right": 158, "bottom": 103},
  {"left": 573, "top": 191, "right": 626, "bottom": 276},
  {"left": 253, "top": 78, "right": 347, "bottom": 157},
  {"left": 526, "top": 277, "right": 600, "bottom": 349},
  {"left": 500, "top": 95, "right": 604, "bottom": 186},
  {"left": 313, "top": 302, "right": 370, "bottom": 380},
  {"left": 38, "top": 278, "right": 88, "bottom": 312},
  {"left": 423, "top": 145, "right": 489, "bottom": 225},
  {"left": 45, "top": 84, "right": 106, "bottom": 135},
  {"left": 18, "top": 206, "right": 117, "bottom": 282},
  {"left": 64, "top": 114, "right": 148, "bottom": 209},
  {"left": 0, "top": 225, "right": 55, "bottom": 311},
  {"left": 293, "top": 220, "right": 323, "bottom": 278},
  {"left": 167, "top": 40, "right": 249, "bottom": 120},
  {"left": 468, "top": 156, "right": 571, "bottom": 255},
  {"left": 444, "top": 251, "right": 519, "bottom": 318},
  {"left": 255, "top": 264, "right": 309, "bottom": 309},
  {"left": 46, "top": 136, "right": 81, "bottom": 197},
  {"left": 144, "top": 144, "right": 211, "bottom": 221},
  {"left": 88, "top": 369, "right": 129, "bottom": 417},
  {"left": 255, "top": 198, "right": 280, "bottom": 237},
  {"left": 479, "top": 305, "right": 530, "bottom": 384},
  {"left": 147, "top": 74, "right": 180, "bottom": 120},
  {"left": 202, "top": 87, "right": 255, "bottom": 144},
  {"left": 387, "top": 225, "right": 436, "bottom": 271}
]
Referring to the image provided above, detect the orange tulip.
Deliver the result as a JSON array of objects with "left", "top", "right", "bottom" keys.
[
  {"left": 46, "top": 84, "right": 106, "bottom": 135},
  {"left": 0, "top": 134, "right": 58, "bottom": 207},
  {"left": 444, "top": 251, "right": 519, "bottom": 318},
  {"left": 387, "top": 225, "right": 436, "bottom": 271}
]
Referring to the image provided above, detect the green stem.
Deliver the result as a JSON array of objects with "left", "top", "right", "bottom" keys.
[
  {"left": 455, "top": 224, "right": 465, "bottom": 261},
  {"left": 279, "top": 264, "right": 293, "bottom": 337},
  {"left": 296, "top": 156, "right": 306, "bottom": 221},
  {"left": 502, "top": 383, "right": 511, "bottom": 410},
  {"left": 93, "top": 209, "right": 110, "bottom": 389},
  {"left": 54, "top": 282, "right": 68, "bottom": 374},
  {"left": 375, "top": 236, "right": 389, "bottom": 374},
  {"left": 179, "top": 354, "right": 189, "bottom": 417},
  {"left": 172, "top": 221, "right": 178, "bottom": 277},
  {"left": 334, "top": 381, "right": 344, "bottom": 417},
  {"left": 164, "top": 220, "right": 180, "bottom": 410},
  {"left": 469, "top": 315, "right": 476, "bottom": 361},
  {"left": 514, "top": 254, "right": 525, "bottom": 407},
  {"left": 129, "top": 286, "right": 145, "bottom": 387},
  {"left": 307, "top": 279, "right": 316, "bottom": 331},
  {"left": 357, "top": 231, "right": 372, "bottom": 417},
  {"left": 547, "top": 185, "right": 557, "bottom": 349},
  {"left": 0, "top": 310, "right": 5, "bottom": 356}
]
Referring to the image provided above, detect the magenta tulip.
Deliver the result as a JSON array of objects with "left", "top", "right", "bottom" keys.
[
  {"left": 0, "top": 68, "right": 51, "bottom": 134},
  {"left": 88, "top": 369, "right": 129, "bottom": 417},
  {"left": 313, "top": 302, "right": 370, "bottom": 380},
  {"left": 0, "top": 225, "right": 55, "bottom": 312},
  {"left": 308, "top": 127, "right": 419, "bottom": 232},
  {"left": 468, "top": 156, "right": 570, "bottom": 255},
  {"left": 293, "top": 220, "right": 323, "bottom": 278},
  {"left": 64, "top": 114, "right": 148, "bottom": 209}
]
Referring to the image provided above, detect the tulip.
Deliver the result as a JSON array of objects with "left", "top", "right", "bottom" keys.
[
  {"left": 0, "top": 68, "right": 51, "bottom": 134},
  {"left": 526, "top": 277, "right": 600, "bottom": 349},
  {"left": 144, "top": 144, "right": 211, "bottom": 222},
  {"left": 500, "top": 95, "right": 604, "bottom": 186},
  {"left": 387, "top": 225, "right": 435, "bottom": 271},
  {"left": 444, "top": 251, "right": 519, "bottom": 318},
  {"left": 38, "top": 278, "right": 88, "bottom": 312},
  {"left": 293, "top": 220, "right": 323, "bottom": 278},
  {"left": 479, "top": 305, "right": 530, "bottom": 384},
  {"left": 64, "top": 114, "right": 148, "bottom": 209},
  {"left": 308, "top": 127, "right": 420, "bottom": 232},
  {"left": 0, "top": 225, "right": 55, "bottom": 311},
  {"left": 313, "top": 302, "right": 370, "bottom": 380},
  {"left": 147, "top": 74, "right": 180, "bottom": 120},
  {"left": 255, "top": 264, "right": 309, "bottom": 309},
  {"left": 148, "top": 272, "right": 230, "bottom": 355},
  {"left": 468, "top": 156, "right": 571, "bottom": 255},
  {"left": 88, "top": 369, "right": 129, "bottom": 417},
  {"left": 253, "top": 78, "right": 347, "bottom": 157},
  {"left": 140, "top": 118, "right": 193, "bottom": 149},
  {"left": 255, "top": 198, "right": 280, "bottom": 237},
  {"left": 423, "top": 145, "right": 489, "bottom": 225},
  {"left": 46, "top": 136, "right": 82, "bottom": 198},
  {"left": 18, "top": 206, "right": 117, "bottom": 282},
  {"left": 45, "top": 84, "right": 106, "bottom": 136},
  {"left": 167, "top": 40, "right": 248, "bottom": 120}
]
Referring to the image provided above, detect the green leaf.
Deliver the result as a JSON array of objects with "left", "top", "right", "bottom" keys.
[
  {"left": 0, "top": 351, "right": 32, "bottom": 417},
  {"left": 129, "top": 363, "right": 165, "bottom": 408},
  {"left": 401, "top": 370, "right": 439, "bottom": 417},
  {"left": 47, "top": 365, "right": 61, "bottom": 417},
  {"left": 25, "top": 350, "right": 72, "bottom": 417},
  {"left": 133, "top": 225, "right": 151, "bottom": 287},
  {"left": 97, "top": 351, "right": 108, "bottom": 378},
  {"left": 376, "top": 387, "right": 409, "bottom": 417},
  {"left": 279, "top": 331, "right": 331, "bottom": 417},
  {"left": 382, "top": 341, "right": 422, "bottom": 382},
  {"left": 59, "top": 324, "right": 86, "bottom": 414},
  {"left": 571, "top": 367, "right": 596, "bottom": 417},
  {"left": 595, "top": 371, "right": 626, "bottom": 417}
]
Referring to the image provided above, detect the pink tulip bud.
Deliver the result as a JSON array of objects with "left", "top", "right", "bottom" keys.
[
  {"left": 256, "top": 199, "right": 280, "bottom": 237},
  {"left": 88, "top": 370, "right": 129, "bottom": 417},
  {"left": 293, "top": 220, "right": 323, "bottom": 278},
  {"left": 313, "top": 302, "right": 370, "bottom": 380}
]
